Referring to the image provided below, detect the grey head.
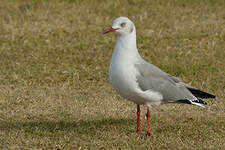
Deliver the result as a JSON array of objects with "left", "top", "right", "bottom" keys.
[{"left": 104, "top": 17, "right": 135, "bottom": 36}]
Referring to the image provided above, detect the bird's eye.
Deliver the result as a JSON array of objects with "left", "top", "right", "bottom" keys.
[{"left": 121, "top": 22, "right": 126, "bottom": 27}]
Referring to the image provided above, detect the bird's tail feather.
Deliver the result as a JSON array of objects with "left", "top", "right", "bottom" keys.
[{"left": 178, "top": 99, "right": 207, "bottom": 108}]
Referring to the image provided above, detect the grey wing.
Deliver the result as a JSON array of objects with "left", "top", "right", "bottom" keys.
[
  {"left": 135, "top": 63, "right": 206, "bottom": 105},
  {"left": 136, "top": 72, "right": 196, "bottom": 102},
  {"left": 169, "top": 75, "right": 216, "bottom": 99}
]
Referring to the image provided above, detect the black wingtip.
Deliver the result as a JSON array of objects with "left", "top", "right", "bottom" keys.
[
  {"left": 178, "top": 99, "right": 207, "bottom": 105},
  {"left": 187, "top": 88, "right": 216, "bottom": 99},
  {"left": 193, "top": 99, "right": 208, "bottom": 105}
]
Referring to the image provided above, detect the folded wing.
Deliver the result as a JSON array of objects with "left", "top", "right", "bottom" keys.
[{"left": 135, "top": 62, "right": 215, "bottom": 107}]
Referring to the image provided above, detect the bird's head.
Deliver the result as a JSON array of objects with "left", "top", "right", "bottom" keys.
[{"left": 104, "top": 17, "right": 135, "bottom": 36}]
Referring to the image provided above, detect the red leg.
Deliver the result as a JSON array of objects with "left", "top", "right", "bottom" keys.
[
  {"left": 137, "top": 105, "right": 141, "bottom": 132},
  {"left": 146, "top": 106, "right": 151, "bottom": 136}
]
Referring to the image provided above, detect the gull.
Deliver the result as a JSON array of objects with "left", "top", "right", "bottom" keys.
[{"left": 104, "top": 17, "right": 216, "bottom": 136}]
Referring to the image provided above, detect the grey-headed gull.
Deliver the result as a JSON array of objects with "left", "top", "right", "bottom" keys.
[{"left": 104, "top": 17, "right": 216, "bottom": 136}]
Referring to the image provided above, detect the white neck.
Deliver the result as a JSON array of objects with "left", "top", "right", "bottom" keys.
[{"left": 112, "top": 30, "right": 141, "bottom": 63}]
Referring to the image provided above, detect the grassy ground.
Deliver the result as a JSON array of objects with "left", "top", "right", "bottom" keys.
[{"left": 0, "top": 0, "right": 225, "bottom": 149}]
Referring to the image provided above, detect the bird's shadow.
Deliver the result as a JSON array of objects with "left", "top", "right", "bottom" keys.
[{"left": 0, "top": 118, "right": 135, "bottom": 135}]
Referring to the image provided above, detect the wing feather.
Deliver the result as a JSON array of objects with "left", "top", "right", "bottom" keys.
[{"left": 135, "top": 63, "right": 197, "bottom": 102}]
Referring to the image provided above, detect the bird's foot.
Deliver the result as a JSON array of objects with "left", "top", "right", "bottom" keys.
[{"left": 145, "top": 131, "right": 151, "bottom": 137}]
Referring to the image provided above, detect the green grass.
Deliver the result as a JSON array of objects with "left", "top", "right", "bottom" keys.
[{"left": 0, "top": 0, "right": 225, "bottom": 149}]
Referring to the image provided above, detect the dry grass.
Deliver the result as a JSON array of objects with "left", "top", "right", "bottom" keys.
[{"left": 0, "top": 0, "right": 224, "bottom": 149}]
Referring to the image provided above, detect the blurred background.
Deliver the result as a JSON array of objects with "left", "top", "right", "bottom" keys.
[{"left": 0, "top": 0, "right": 224, "bottom": 149}]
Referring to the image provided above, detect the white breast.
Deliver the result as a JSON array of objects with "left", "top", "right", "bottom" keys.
[
  {"left": 110, "top": 62, "right": 137, "bottom": 98},
  {"left": 109, "top": 34, "right": 163, "bottom": 106},
  {"left": 109, "top": 61, "right": 163, "bottom": 106}
]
